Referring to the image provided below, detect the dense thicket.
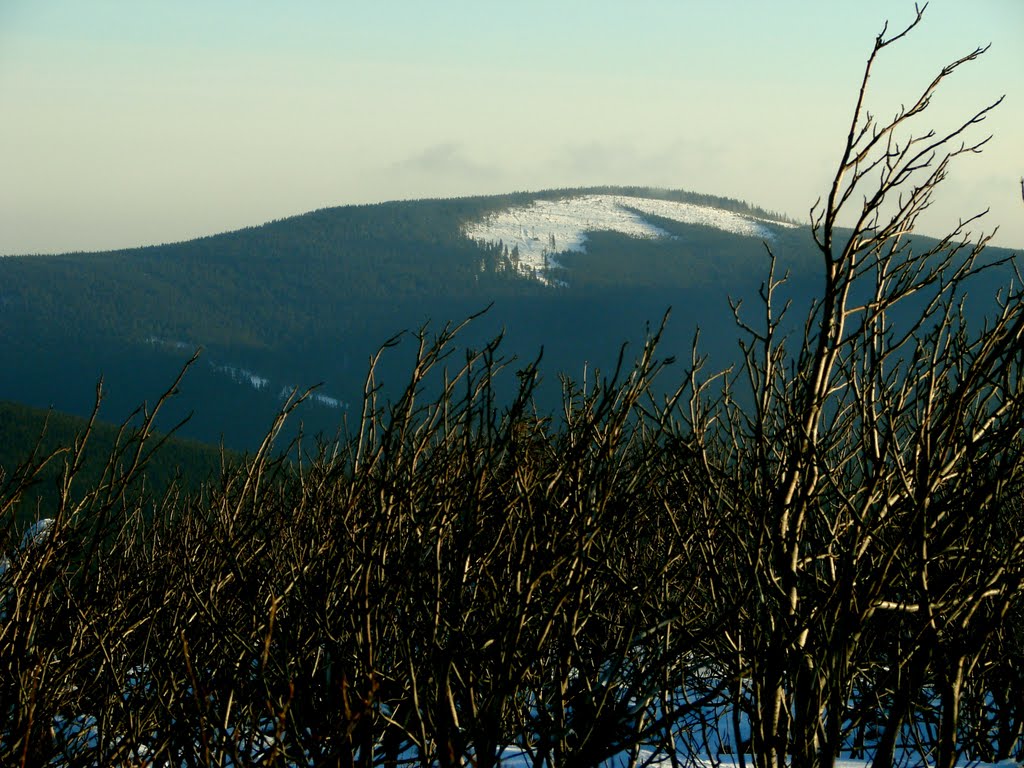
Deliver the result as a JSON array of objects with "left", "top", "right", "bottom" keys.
[{"left": 1, "top": 305, "right": 1022, "bottom": 766}]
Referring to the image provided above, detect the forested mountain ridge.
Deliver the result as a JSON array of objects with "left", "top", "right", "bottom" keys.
[
  {"left": 0, "top": 186, "right": 1012, "bottom": 449},
  {"left": 0, "top": 187, "right": 793, "bottom": 346}
]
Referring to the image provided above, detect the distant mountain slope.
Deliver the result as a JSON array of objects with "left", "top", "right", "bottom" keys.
[
  {"left": 0, "top": 187, "right": 794, "bottom": 349},
  {"left": 0, "top": 186, "right": 1011, "bottom": 449},
  {"left": 0, "top": 399, "right": 230, "bottom": 525}
]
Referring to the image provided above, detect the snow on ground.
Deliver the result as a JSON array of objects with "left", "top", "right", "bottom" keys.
[
  {"left": 462, "top": 194, "right": 797, "bottom": 286},
  {"left": 311, "top": 392, "right": 346, "bottom": 410},
  {"left": 214, "top": 363, "right": 270, "bottom": 392},
  {"left": 19, "top": 518, "right": 53, "bottom": 549},
  {"left": 144, "top": 336, "right": 346, "bottom": 410},
  {"left": 144, "top": 336, "right": 193, "bottom": 352},
  {"left": 276, "top": 386, "right": 348, "bottom": 411}
]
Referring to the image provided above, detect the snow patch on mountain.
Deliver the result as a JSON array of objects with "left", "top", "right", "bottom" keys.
[
  {"left": 463, "top": 194, "right": 796, "bottom": 286},
  {"left": 144, "top": 337, "right": 347, "bottom": 410},
  {"left": 214, "top": 363, "right": 270, "bottom": 392}
]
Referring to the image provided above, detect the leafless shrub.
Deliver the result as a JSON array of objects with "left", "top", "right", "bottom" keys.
[{"left": 679, "top": 7, "right": 1024, "bottom": 768}]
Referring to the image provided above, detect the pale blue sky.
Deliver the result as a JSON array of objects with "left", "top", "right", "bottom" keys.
[{"left": 1, "top": 1, "right": 1021, "bottom": 254}]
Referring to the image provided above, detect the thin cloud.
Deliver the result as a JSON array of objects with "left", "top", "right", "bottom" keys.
[{"left": 390, "top": 142, "right": 504, "bottom": 182}]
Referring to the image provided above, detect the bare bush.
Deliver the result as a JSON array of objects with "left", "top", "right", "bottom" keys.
[{"left": 681, "top": 7, "right": 1024, "bottom": 768}]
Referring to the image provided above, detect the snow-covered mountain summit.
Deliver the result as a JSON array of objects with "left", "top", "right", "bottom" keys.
[{"left": 462, "top": 193, "right": 797, "bottom": 286}]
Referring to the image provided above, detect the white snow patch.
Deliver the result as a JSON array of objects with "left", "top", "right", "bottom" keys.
[
  {"left": 145, "top": 336, "right": 193, "bottom": 351},
  {"left": 21, "top": 518, "right": 54, "bottom": 550},
  {"left": 463, "top": 194, "right": 796, "bottom": 286},
  {"left": 145, "top": 335, "right": 348, "bottom": 407},
  {"left": 277, "top": 386, "right": 348, "bottom": 411},
  {"left": 312, "top": 392, "right": 346, "bottom": 410},
  {"left": 213, "top": 363, "right": 270, "bottom": 392}
]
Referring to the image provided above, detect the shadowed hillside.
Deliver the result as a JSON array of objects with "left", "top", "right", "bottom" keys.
[{"left": 0, "top": 397, "right": 231, "bottom": 526}]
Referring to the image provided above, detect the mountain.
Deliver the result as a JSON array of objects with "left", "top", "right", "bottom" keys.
[{"left": 0, "top": 186, "right": 1012, "bottom": 449}]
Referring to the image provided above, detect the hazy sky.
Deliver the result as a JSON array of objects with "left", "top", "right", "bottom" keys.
[{"left": 2, "top": 1, "right": 1022, "bottom": 255}]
